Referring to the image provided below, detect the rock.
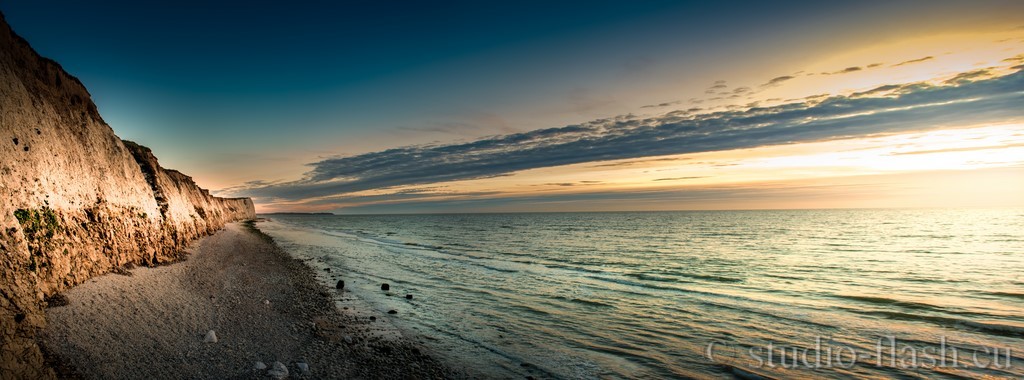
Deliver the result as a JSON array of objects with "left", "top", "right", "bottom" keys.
[
  {"left": 268, "top": 361, "right": 289, "bottom": 379},
  {"left": 405, "top": 294, "right": 413, "bottom": 300},
  {"left": 369, "top": 316, "right": 376, "bottom": 321},
  {"left": 254, "top": 361, "right": 267, "bottom": 370},
  {"left": 324, "top": 267, "right": 331, "bottom": 272},
  {"left": 336, "top": 280, "right": 345, "bottom": 289},
  {"left": 296, "top": 361, "right": 309, "bottom": 374},
  {"left": 204, "top": 330, "right": 218, "bottom": 343},
  {"left": 387, "top": 310, "right": 397, "bottom": 314},
  {"left": 343, "top": 335, "right": 354, "bottom": 344},
  {"left": 380, "top": 283, "right": 390, "bottom": 291},
  {"left": 263, "top": 299, "right": 270, "bottom": 305}
]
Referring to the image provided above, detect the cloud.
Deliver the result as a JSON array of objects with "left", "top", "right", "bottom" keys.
[
  {"left": 653, "top": 176, "right": 707, "bottom": 181},
  {"left": 760, "top": 75, "right": 794, "bottom": 87},
  {"left": 944, "top": 69, "right": 996, "bottom": 85},
  {"left": 821, "top": 66, "right": 862, "bottom": 75},
  {"left": 234, "top": 69, "right": 1024, "bottom": 202},
  {"left": 889, "top": 142, "right": 1024, "bottom": 156},
  {"left": 705, "top": 81, "right": 728, "bottom": 94},
  {"left": 641, "top": 100, "right": 682, "bottom": 108},
  {"left": 893, "top": 56, "right": 934, "bottom": 67}
]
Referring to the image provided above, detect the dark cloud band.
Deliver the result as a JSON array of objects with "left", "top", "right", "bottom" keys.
[{"left": 237, "top": 69, "right": 1024, "bottom": 202}]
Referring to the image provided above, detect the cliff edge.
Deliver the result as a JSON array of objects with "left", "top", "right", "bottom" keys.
[{"left": 0, "top": 12, "right": 255, "bottom": 378}]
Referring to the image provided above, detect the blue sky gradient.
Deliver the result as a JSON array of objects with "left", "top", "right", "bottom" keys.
[{"left": 2, "top": 1, "right": 1023, "bottom": 212}]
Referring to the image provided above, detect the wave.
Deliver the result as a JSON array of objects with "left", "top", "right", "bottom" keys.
[
  {"left": 716, "top": 364, "right": 778, "bottom": 380},
  {"left": 848, "top": 309, "right": 961, "bottom": 327},
  {"left": 984, "top": 291, "right": 1024, "bottom": 300},
  {"left": 564, "top": 297, "right": 616, "bottom": 309},
  {"left": 623, "top": 272, "right": 694, "bottom": 283},
  {"left": 957, "top": 320, "right": 1024, "bottom": 336},
  {"left": 586, "top": 275, "right": 686, "bottom": 293},
  {"left": 849, "top": 309, "right": 1024, "bottom": 336},
  {"left": 833, "top": 295, "right": 948, "bottom": 312},
  {"left": 680, "top": 273, "right": 745, "bottom": 284}
]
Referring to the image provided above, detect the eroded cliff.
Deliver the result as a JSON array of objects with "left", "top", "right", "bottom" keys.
[{"left": 0, "top": 12, "right": 255, "bottom": 378}]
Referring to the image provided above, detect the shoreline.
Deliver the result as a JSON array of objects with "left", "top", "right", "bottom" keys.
[{"left": 40, "top": 221, "right": 455, "bottom": 379}]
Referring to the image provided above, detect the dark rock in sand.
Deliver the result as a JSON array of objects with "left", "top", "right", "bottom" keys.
[
  {"left": 380, "top": 283, "right": 390, "bottom": 291},
  {"left": 387, "top": 310, "right": 397, "bottom": 315},
  {"left": 405, "top": 294, "right": 413, "bottom": 300},
  {"left": 336, "top": 280, "right": 345, "bottom": 289},
  {"left": 45, "top": 293, "right": 70, "bottom": 308},
  {"left": 369, "top": 316, "right": 376, "bottom": 321},
  {"left": 324, "top": 268, "right": 331, "bottom": 272}
]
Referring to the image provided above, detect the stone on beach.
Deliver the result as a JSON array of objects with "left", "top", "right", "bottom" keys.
[
  {"left": 268, "top": 361, "right": 289, "bottom": 379},
  {"left": 380, "top": 283, "right": 390, "bottom": 291},
  {"left": 297, "top": 361, "right": 309, "bottom": 374},
  {"left": 336, "top": 280, "right": 345, "bottom": 289},
  {"left": 203, "top": 330, "right": 217, "bottom": 343},
  {"left": 254, "top": 361, "right": 267, "bottom": 370},
  {"left": 405, "top": 294, "right": 413, "bottom": 300},
  {"left": 387, "top": 310, "right": 397, "bottom": 314}
]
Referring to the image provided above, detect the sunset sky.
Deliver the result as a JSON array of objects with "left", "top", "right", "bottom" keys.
[{"left": 3, "top": 1, "right": 1023, "bottom": 213}]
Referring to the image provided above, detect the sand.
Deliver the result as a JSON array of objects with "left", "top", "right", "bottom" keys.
[{"left": 40, "top": 222, "right": 455, "bottom": 379}]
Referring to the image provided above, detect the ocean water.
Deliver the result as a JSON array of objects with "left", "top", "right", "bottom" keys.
[{"left": 256, "top": 209, "right": 1024, "bottom": 379}]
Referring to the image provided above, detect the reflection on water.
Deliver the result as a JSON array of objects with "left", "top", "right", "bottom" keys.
[{"left": 258, "top": 209, "right": 1024, "bottom": 379}]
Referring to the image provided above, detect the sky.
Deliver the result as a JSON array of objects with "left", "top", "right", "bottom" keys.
[{"left": 2, "top": 1, "right": 1023, "bottom": 213}]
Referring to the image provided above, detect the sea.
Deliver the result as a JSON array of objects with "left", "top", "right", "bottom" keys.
[{"left": 256, "top": 209, "right": 1024, "bottom": 379}]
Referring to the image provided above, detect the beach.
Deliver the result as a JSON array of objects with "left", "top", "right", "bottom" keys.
[{"left": 40, "top": 221, "right": 455, "bottom": 379}]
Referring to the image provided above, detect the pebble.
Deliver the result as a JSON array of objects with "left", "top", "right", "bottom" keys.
[
  {"left": 343, "top": 335, "right": 354, "bottom": 344},
  {"left": 203, "top": 330, "right": 218, "bottom": 343},
  {"left": 405, "top": 294, "right": 413, "bottom": 300},
  {"left": 297, "top": 361, "right": 309, "bottom": 374},
  {"left": 387, "top": 310, "right": 397, "bottom": 314},
  {"left": 380, "top": 283, "right": 390, "bottom": 291},
  {"left": 268, "top": 361, "right": 289, "bottom": 379},
  {"left": 254, "top": 361, "right": 267, "bottom": 370},
  {"left": 263, "top": 299, "right": 270, "bottom": 305},
  {"left": 336, "top": 280, "right": 345, "bottom": 289}
]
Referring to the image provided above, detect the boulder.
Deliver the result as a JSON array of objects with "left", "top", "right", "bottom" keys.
[
  {"left": 268, "top": 361, "right": 289, "bottom": 379},
  {"left": 203, "top": 330, "right": 218, "bottom": 343}
]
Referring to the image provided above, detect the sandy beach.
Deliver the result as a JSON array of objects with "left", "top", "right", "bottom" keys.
[{"left": 39, "top": 222, "right": 455, "bottom": 379}]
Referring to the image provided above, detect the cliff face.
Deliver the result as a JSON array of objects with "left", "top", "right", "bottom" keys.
[{"left": 0, "top": 13, "right": 255, "bottom": 378}]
